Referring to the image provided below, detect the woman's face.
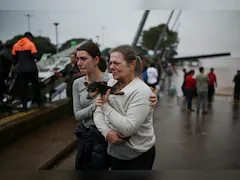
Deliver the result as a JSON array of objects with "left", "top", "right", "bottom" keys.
[
  {"left": 109, "top": 51, "right": 134, "bottom": 81},
  {"left": 77, "top": 50, "right": 98, "bottom": 74}
]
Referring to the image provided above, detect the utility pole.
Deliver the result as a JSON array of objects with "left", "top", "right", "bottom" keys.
[
  {"left": 54, "top": 22, "right": 59, "bottom": 54},
  {"left": 171, "top": 10, "right": 182, "bottom": 30},
  {"left": 132, "top": 10, "right": 150, "bottom": 48},
  {"left": 24, "top": 14, "right": 33, "bottom": 32},
  {"left": 174, "top": 22, "right": 181, "bottom": 32},
  {"left": 154, "top": 10, "right": 175, "bottom": 57},
  {"left": 166, "top": 11, "right": 182, "bottom": 60}
]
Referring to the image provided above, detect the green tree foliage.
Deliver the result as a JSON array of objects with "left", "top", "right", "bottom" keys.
[
  {"left": 34, "top": 36, "right": 56, "bottom": 59},
  {"left": 101, "top": 47, "right": 111, "bottom": 57},
  {"left": 59, "top": 38, "right": 87, "bottom": 51},
  {"left": 133, "top": 46, "right": 148, "bottom": 57},
  {"left": 5, "top": 35, "right": 56, "bottom": 60},
  {"left": 141, "top": 24, "right": 179, "bottom": 58}
]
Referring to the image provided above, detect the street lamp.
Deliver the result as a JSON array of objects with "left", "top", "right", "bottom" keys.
[
  {"left": 54, "top": 22, "right": 59, "bottom": 54},
  {"left": 101, "top": 26, "right": 106, "bottom": 49},
  {"left": 24, "top": 14, "right": 33, "bottom": 32},
  {"left": 96, "top": 35, "right": 100, "bottom": 45}
]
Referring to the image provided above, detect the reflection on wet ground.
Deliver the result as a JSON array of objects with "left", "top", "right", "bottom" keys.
[{"left": 153, "top": 76, "right": 240, "bottom": 170}]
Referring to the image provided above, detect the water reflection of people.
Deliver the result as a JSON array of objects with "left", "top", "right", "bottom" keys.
[
  {"left": 232, "top": 103, "right": 239, "bottom": 125},
  {"left": 195, "top": 115, "right": 206, "bottom": 135},
  {"left": 183, "top": 113, "right": 207, "bottom": 135},
  {"left": 184, "top": 113, "right": 192, "bottom": 134}
]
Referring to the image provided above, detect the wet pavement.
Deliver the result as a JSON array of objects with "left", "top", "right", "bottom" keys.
[
  {"left": 1, "top": 71, "right": 240, "bottom": 170},
  {"left": 152, "top": 70, "right": 240, "bottom": 169},
  {"left": 0, "top": 116, "right": 77, "bottom": 170},
  {"left": 153, "top": 94, "right": 240, "bottom": 170},
  {"left": 49, "top": 95, "right": 240, "bottom": 170}
]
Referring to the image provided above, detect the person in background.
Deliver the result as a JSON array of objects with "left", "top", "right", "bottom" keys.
[
  {"left": 12, "top": 32, "right": 42, "bottom": 111},
  {"left": 233, "top": 70, "right": 240, "bottom": 100},
  {"left": 94, "top": 45, "right": 156, "bottom": 170},
  {"left": 156, "top": 59, "right": 162, "bottom": 82},
  {"left": 207, "top": 68, "right": 217, "bottom": 103},
  {"left": 195, "top": 67, "right": 209, "bottom": 114},
  {"left": 0, "top": 43, "right": 13, "bottom": 102},
  {"left": 185, "top": 70, "right": 196, "bottom": 112},
  {"left": 56, "top": 53, "right": 83, "bottom": 97},
  {"left": 142, "top": 64, "right": 149, "bottom": 84},
  {"left": 55, "top": 53, "right": 84, "bottom": 114},
  {"left": 180, "top": 68, "right": 188, "bottom": 108},
  {"left": 166, "top": 63, "right": 173, "bottom": 92},
  {"left": 147, "top": 63, "right": 158, "bottom": 89},
  {"left": 72, "top": 42, "right": 158, "bottom": 170}
]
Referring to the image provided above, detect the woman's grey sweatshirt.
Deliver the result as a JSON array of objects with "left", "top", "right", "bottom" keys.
[
  {"left": 93, "top": 77, "right": 156, "bottom": 160},
  {"left": 72, "top": 72, "right": 112, "bottom": 129}
]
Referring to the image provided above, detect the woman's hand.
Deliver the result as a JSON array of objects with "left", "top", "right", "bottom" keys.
[
  {"left": 106, "top": 130, "right": 125, "bottom": 144},
  {"left": 101, "top": 89, "right": 111, "bottom": 105},
  {"left": 96, "top": 95, "right": 103, "bottom": 107},
  {"left": 149, "top": 87, "right": 158, "bottom": 108}
]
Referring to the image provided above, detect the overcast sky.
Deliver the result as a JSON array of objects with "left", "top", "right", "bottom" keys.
[{"left": 0, "top": 0, "right": 240, "bottom": 57}]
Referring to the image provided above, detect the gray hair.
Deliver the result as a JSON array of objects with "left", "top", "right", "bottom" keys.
[{"left": 110, "top": 45, "right": 142, "bottom": 78}]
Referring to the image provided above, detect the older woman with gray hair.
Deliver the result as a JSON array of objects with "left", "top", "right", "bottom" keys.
[{"left": 94, "top": 45, "right": 156, "bottom": 170}]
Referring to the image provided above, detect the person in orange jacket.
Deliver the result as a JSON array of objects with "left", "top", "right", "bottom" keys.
[{"left": 12, "top": 32, "right": 42, "bottom": 111}]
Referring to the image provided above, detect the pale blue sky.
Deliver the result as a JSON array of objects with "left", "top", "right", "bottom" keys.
[{"left": 0, "top": 0, "right": 239, "bottom": 57}]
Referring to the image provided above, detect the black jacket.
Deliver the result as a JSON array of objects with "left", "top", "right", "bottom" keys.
[
  {"left": 0, "top": 48, "right": 12, "bottom": 74},
  {"left": 75, "top": 122, "right": 110, "bottom": 170},
  {"left": 233, "top": 74, "right": 240, "bottom": 87}
]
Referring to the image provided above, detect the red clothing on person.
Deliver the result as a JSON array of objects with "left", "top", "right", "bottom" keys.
[
  {"left": 185, "top": 75, "right": 196, "bottom": 89},
  {"left": 208, "top": 73, "right": 216, "bottom": 85}
]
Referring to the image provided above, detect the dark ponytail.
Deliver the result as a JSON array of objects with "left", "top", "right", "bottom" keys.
[{"left": 98, "top": 56, "right": 107, "bottom": 72}]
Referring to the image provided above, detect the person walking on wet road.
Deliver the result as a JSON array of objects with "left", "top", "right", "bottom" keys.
[
  {"left": 233, "top": 70, "right": 240, "bottom": 100},
  {"left": 12, "top": 32, "right": 42, "bottom": 111},
  {"left": 94, "top": 45, "right": 156, "bottom": 170},
  {"left": 72, "top": 42, "right": 158, "bottom": 170},
  {"left": 166, "top": 63, "right": 173, "bottom": 92},
  {"left": 185, "top": 70, "right": 196, "bottom": 112},
  {"left": 180, "top": 68, "right": 188, "bottom": 108},
  {"left": 181, "top": 68, "right": 188, "bottom": 96},
  {"left": 146, "top": 63, "right": 158, "bottom": 89},
  {"left": 207, "top": 68, "right": 217, "bottom": 103},
  {"left": 196, "top": 67, "right": 209, "bottom": 114}
]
